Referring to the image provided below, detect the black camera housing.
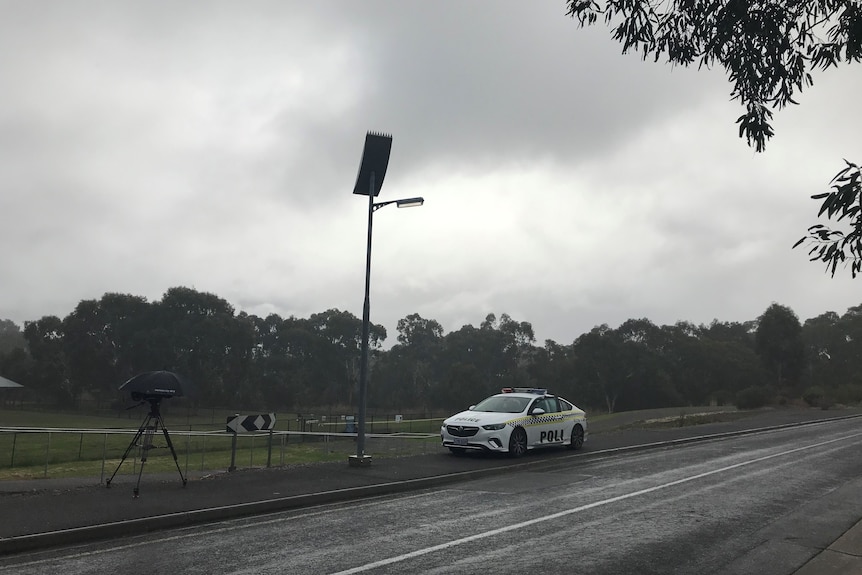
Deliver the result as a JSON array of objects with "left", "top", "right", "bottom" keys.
[{"left": 130, "top": 390, "right": 175, "bottom": 402}]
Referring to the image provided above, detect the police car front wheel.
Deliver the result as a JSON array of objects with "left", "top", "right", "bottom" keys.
[{"left": 508, "top": 427, "right": 528, "bottom": 457}]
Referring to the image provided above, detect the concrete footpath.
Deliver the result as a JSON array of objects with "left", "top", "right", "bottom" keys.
[{"left": 1, "top": 408, "right": 862, "bottom": 574}]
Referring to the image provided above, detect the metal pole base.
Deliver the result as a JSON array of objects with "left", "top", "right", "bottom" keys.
[{"left": 348, "top": 454, "right": 373, "bottom": 467}]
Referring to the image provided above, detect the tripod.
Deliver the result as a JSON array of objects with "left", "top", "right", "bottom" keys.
[{"left": 106, "top": 396, "right": 187, "bottom": 497}]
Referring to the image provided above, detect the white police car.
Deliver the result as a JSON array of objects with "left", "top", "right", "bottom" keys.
[{"left": 441, "top": 388, "right": 587, "bottom": 457}]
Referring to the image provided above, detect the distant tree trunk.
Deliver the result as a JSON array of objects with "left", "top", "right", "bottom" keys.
[{"left": 604, "top": 391, "right": 617, "bottom": 414}]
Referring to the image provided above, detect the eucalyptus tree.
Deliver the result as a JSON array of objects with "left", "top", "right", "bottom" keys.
[
  {"left": 96, "top": 292, "right": 156, "bottom": 375},
  {"left": 440, "top": 323, "right": 503, "bottom": 402},
  {"left": 699, "top": 319, "right": 756, "bottom": 347},
  {"left": 308, "top": 308, "right": 386, "bottom": 407},
  {"left": 219, "top": 311, "right": 258, "bottom": 408},
  {"left": 154, "top": 287, "right": 251, "bottom": 406},
  {"left": 528, "top": 339, "right": 578, "bottom": 401},
  {"left": 23, "top": 315, "right": 71, "bottom": 405},
  {"left": 755, "top": 303, "right": 805, "bottom": 390},
  {"left": 250, "top": 314, "right": 317, "bottom": 410},
  {"left": 0, "top": 319, "right": 25, "bottom": 356},
  {"left": 61, "top": 293, "right": 154, "bottom": 405},
  {"left": 801, "top": 311, "right": 844, "bottom": 387},
  {"left": 614, "top": 318, "right": 687, "bottom": 408},
  {"left": 572, "top": 324, "right": 631, "bottom": 413},
  {"left": 678, "top": 332, "right": 768, "bottom": 405},
  {"left": 62, "top": 299, "right": 118, "bottom": 406},
  {"left": 369, "top": 345, "right": 423, "bottom": 410},
  {"left": 385, "top": 313, "right": 446, "bottom": 410},
  {"left": 440, "top": 313, "right": 537, "bottom": 404},
  {"left": 821, "top": 305, "right": 862, "bottom": 392},
  {"left": 396, "top": 313, "right": 444, "bottom": 348}
]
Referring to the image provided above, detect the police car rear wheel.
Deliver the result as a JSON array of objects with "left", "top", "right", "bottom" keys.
[
  {"left": 567, "top": 424, "right": 584, "bottom": 450},
  {"left": 508, "top": 427, "right": 527, "bottom": 457}
]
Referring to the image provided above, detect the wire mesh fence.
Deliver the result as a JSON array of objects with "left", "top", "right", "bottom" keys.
[{"left": 0, "top": 425, "right": 446, "bottom": 483}]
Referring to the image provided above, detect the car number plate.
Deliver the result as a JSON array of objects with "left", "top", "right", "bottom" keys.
[{"left": 454, "top": 438, "right": 468, "bottom": 446}]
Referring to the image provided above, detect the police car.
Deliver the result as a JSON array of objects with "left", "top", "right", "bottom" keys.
[{"left": 441, "top": 388, "right": 587, "bottom": 457}]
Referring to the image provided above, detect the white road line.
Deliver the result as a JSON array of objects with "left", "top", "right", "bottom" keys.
[{"left": 328, "top": 431, "right": 862, "bottom": 575}]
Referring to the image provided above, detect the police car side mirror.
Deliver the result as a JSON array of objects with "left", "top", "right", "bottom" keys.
[
  {"left": 469, "top": 405, "right": 476, "bottom": 410},
  {"left": 530, "top": 408, "right": 546, "bottom": 416}
]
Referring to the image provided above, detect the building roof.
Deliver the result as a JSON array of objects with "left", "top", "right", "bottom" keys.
[{"left": 0, "top": 375, "right": 23, "bottom": 388}]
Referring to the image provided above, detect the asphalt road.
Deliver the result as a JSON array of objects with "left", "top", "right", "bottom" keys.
[{"left": 3, "top": 415, "right": 862, "bottom": 574}]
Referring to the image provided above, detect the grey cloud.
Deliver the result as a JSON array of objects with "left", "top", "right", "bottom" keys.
[
  {"left": 330, "top": 2, "right": 727, "bottom": 178},
  {"left": 1, "top": 0, "right": 860, "bottom": 348}
]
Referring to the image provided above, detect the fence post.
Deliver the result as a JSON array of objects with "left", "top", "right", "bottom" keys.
[
  {"left": 10, "top": 433, "right": 16, "bottom": 467},
  {"left": 44, "top": 432, "right": 51, "bottom": 478},
  {"left": 100, "top": 433, "right": 108, "bottom": 484},
  {"left": 185, "top": 427, "right": 191, "bottom": 477},
  {"left": 266, "top": 429, "right": 273, "bottom": 468},
  {"left": 229, "top": 432, "right": 238, "bottom": 472},
  {"left": 200, "top": 435, "right": 206, "bottom": 472}
]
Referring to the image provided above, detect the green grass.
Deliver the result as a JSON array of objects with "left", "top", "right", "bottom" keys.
[
  {"left": 0, "top": 442, "right": 351, "bottom": 481},
  {"left": 0, "top": 408, "right": 442, "bottom": 480},
  {"left": 625, "top": 410, "right": 757, "bottom": 429},
  {"left": 0, "top": 430, "right": 424, "bottom": 480}
]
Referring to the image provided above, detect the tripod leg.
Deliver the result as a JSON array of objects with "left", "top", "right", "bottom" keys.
[
  {"left": 133, "top": 419, "right": 157, "bottom": 498},
  {"left": 158, "top": 415, "right": 187, "bottom": 486},
  {"left": 106, "top": 415, "right": 151, "bottom": 488}
]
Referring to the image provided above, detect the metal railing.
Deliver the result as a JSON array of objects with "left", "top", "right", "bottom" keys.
[{"left": 0, "top": 426, "right": 444, "bottom": 483}]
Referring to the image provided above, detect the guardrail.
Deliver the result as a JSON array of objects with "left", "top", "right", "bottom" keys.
[{"left": 0, "top": 426, "right": 444, "bottom": 483}]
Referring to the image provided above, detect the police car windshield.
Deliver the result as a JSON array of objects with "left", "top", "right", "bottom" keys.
[{"left": 473, "top": 396, "right": 530, "bottom": 413}]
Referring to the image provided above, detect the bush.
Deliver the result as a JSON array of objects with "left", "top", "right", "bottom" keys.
[
  {"left": 735, "top": 386, "right": 772, "bottom": 409},
  {"left": 802, "top": 386, "right": 825, "bottom": 407},
  {"left": 834, "top": 384, "right": 862, "bottom": 405},
  {"left": 712, "top": 389, "right": 734, "bottom": 406}
]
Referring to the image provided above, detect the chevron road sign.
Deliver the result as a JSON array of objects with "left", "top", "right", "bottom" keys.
[{"left": 226, "top": 413, "right": 276, "bottom": 434}]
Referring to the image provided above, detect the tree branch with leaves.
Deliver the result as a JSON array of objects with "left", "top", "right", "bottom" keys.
[
  {"left": 566, "top": 0, "right": 862, "bottom": 275},
  {"left": 794, "top": 160, "right": 862, "bottom": 277}
]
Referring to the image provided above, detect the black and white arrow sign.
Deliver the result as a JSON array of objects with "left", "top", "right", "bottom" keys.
[{"left": 226, "top": 413, "right": 276, "bottom": 433}]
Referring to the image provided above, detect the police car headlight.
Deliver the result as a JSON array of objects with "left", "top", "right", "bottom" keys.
[{"left": 482, "top": 423, "right": 506, "bottom": 431}]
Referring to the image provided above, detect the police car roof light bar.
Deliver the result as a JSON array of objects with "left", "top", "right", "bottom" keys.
[{"left": 501, "top": 387, "right": 548, "bottom": 395}]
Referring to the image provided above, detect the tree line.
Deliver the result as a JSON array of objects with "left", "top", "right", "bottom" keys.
[{"left": 1, "top": 286, "right": 861, "bottom": 414}]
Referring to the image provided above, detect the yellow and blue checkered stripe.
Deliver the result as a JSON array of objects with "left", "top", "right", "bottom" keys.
[{"left": 506, "top": 410, "right": 584, "bottom": 428}]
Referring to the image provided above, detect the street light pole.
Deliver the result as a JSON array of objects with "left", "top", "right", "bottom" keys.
[
  {"left": 349, "top": 132, "right": 423, "bottom": 467},
  {"left": 355, "top": 173, "right": 374, "bottom": 464}
]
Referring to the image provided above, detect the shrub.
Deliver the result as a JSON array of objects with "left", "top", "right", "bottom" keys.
[
  {"left": 834, "top": 384, "right": 862, "bottom": 405},
  {"left": 802, "top": 386, "right": 825, "bottom": 408},
  {"left": 735, "top": 386, "right": 772, "bottom": 409}
]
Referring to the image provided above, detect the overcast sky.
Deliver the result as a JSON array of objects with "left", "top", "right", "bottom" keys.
[{"left": 1, "top": 1, "right": 860, "bottom": 347}]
